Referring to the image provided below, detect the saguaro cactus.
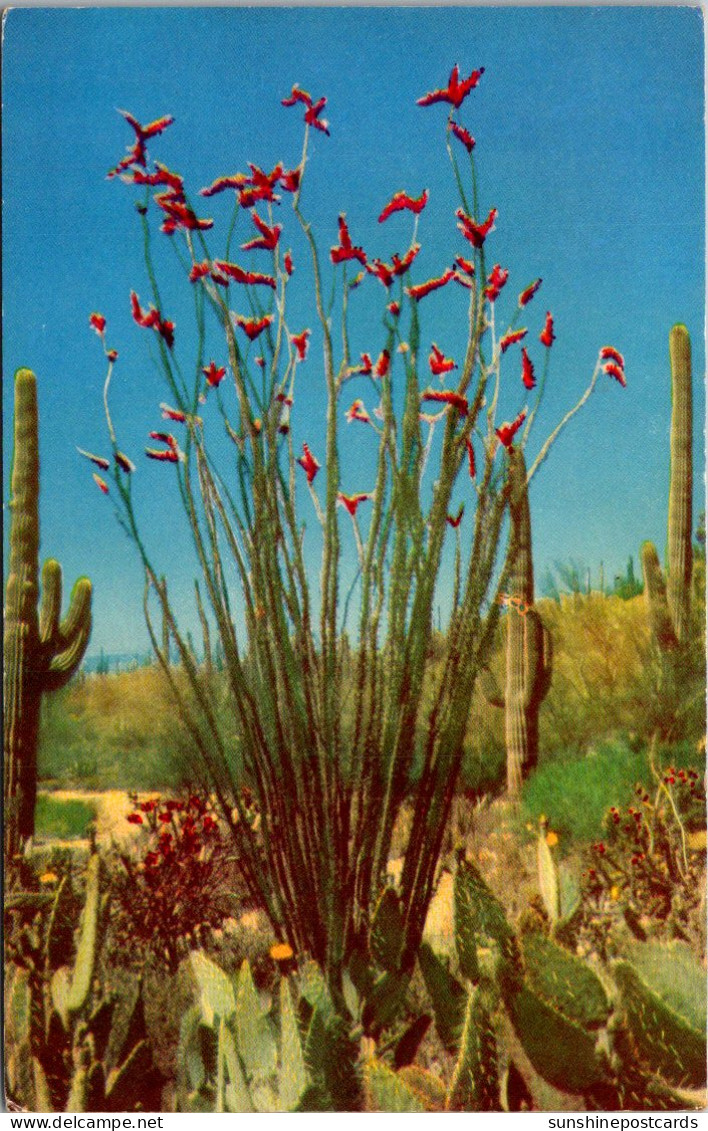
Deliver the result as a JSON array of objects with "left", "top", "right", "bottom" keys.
[
  {"left": 642, "top": 325, "right": 693, "bottom": 649},
  {"left": 481, "top": 450, "right": 553, "bottom": 795},
  {"left": 4, "top": 368, "right": 92, "bottom": 860}
]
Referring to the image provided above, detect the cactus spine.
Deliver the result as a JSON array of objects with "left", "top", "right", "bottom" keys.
[
  {"left": 4, "top": 368, "right": 92, "bottom": 860},
  {"left": 642, "top": 325, "right": 693, "bottom": 649},
  {"left": 484, "top": 450, "right": 553, "bottom": 794}
]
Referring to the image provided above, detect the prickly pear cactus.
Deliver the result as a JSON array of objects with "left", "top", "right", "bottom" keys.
[{"left": 4, "top": 369, "right": 92, "bottom": 860}]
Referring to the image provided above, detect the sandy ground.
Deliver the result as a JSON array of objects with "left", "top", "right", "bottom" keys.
[{"left": 36, "top": 789, "right": 154, "bottom": 849}]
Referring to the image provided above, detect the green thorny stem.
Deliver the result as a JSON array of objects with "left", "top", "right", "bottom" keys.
[{"left": 98, "top": 100, "right": 604, "bottom": 1011}]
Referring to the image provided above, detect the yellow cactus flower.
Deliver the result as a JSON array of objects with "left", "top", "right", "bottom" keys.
[
  {"left": 545, "top": 831, "right": 559, "bottom": 847},
  {"left": 270, "top": 942, "right": 294, "bottom": 963},
  {"left": 610, "top": 885, "right": 621, "bottom": 902},
  {"left": 39, "top": 871, "right": 58, "bottom": 885}
]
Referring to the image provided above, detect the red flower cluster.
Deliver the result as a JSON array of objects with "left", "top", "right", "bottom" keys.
[
  {"left": 130, "top": 291, "right": 175, "bottom": 349},
  {"left": 112, "top": 792, "right": 231, "bottom": 971}
]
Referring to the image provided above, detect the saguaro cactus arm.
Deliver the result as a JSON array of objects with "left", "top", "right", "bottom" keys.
[{"left": 640, "top": 541, "right": 678, "bottom": 653}]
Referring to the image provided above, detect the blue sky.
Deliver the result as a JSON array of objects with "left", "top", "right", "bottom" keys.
[{"left": 3, "top": 6, "right": 704, "bottom": 657}]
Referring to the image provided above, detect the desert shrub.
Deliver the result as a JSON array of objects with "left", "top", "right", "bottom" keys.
[
  {"left": 107, "top": 791, "right": 242, "bottom": 972},
  {"left": 539, "top": 593, "right": 652, "bottom": 755},
  {"left": 38, "top": 667, "right": 207, "bottom": 790},
  {"left": 580, "top": 762, "right": 706, "bottom": 956}
]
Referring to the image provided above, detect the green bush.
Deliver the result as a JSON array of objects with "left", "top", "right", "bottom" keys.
[
  {"left": 34, "top": 796, "right": 97, "bottom": 839},
  {"left": 521, "top": 738, "right": 705, "bottom": 846}
]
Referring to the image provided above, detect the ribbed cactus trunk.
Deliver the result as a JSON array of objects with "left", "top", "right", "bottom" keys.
[
  {"left": 504, "top": 450, "right": 552, "bottom": 796},
  {"left": 666, "top": 324, "right": 693, "bottom": 643},
  {"left": 641, "top": 325, "right": 693, "bottom": 653},
  {"left": 4, "top": 369, "right": 93, "bottom": 861}
]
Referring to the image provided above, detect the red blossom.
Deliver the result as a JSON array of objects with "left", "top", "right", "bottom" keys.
[
  {"left": 331, "top": 215, "right": 367, "bottom": 266},
  {"left": 337, "top": 492, "right": 372, "bottom": 516},
  {"left": 600, "top": 346, "right": 625, "bottom": 368},
  {"left": 374, "top": 349, "right": 390, "bottom": 378},
  {"left": 521, "top": 347, "right": 536, "bottom": 390},
  {"left": 358, "top": 353, "right": 374, "bottom": 375},
  {"left": 127, "top": 812, "right": 144, "bottom": 825},
  {"left": 417, "top": 64, "right": 485, "bottom": 109},
  {"left": 212, "top": 261, "right": 277, "bottom": 289},
  {"left": 291, "top": 328, "right": 311, "bottom": 361},
  {"left": 77, "top": 447, "right": 110, "bottom": 471},
  {"left": 500, "top": 328, "right": 528, "bottom": 354},
  {"left": 203, "top": 815, "right": 218, "bottom": 834},
  {"left": 241, "top": 210, "right": 282, "bottom": 252},
  {"left": 446, "top": 504, "right": 465, "bottom": 528},
  {"left": 119, "top": 109, "right": 174, "bottom": 143},
  {"left": 282, "top": 84, "right": 312, "bottom": 107},
  {"left": 189, "top": 260, "right": 211, "bottom": 283},
  {"left": 304, "top": 97, "right": 330, "bottom": 135},
  {"left": 145, "top": 447, "right": 180, "bottom": 463},
  {"left": 457, "top": 207, "right": 497, "bottom": 248},
  {"left": 406, "top": 269, "right": 456, "bottom": 302},
  {"left": 378, "top": 189, "right": 429, "bottom": 223},
  {"left": 540, "top": 312, "right": 556, "bottom": 348},
  {"left": 284, "top": 250, "right": 294, "bottom": 276},
  {"left": 155, "top": 193, "right": 213, "bottom": 232},
  {"left": 236, "top": 314, "right": 274, "bottom": 341},
  {"left": 148, "top": 431, "right": 179, "bottom": 450},
  {"left": 484, "top": 263, "right": 509, "bottom": 303},
  {"left": 387, "top": 301, "right": 401, "bottom": 317},
  {"left": 495, "top": 409, "right": 527, "bottom": 449},
  {"left": 114, "top": 451, "right": 135, "bottom": 474},
  {"left": 454, "top": 255, "right": 476, "bottom": 279},
  {"left": 346, "top": 399, "right": 371, "bottom": 425},
  {"left": 202, "top": 361, "right": 227, "bottom": 387},
  {"left": 89, "top": 312, "right": 106, "bottom": 335},
  {"left": 93, "top": 473, "right": 109, "bottom": 495},
  {"left": 603, "top": 362, "right": 627, "bottom": 388},
  {"left": 200, "top": 173, "right": 250, "bottom": 198},
  {"left": 280, "top": 167, "right": 302, "bottom": 193},
  {"left": 429, "top": 343, "right": 457, "bottom": 377},
  {"left": 106, "top": 349, "right": 118, "bottom": 363},
  {"left": 297, "top": 443, "right": 321, "bottom": 483},
  {"left": 159, "top": 403, "right": 191, "bottom": 424},
  {"left": 421, "top": 388, "right": 468, "bottom": 416},
  {"left": 449, "top": 120, "right": 475, "bottom": 152},
  {"left": 519, "top": 278, "right": 542, "bottom": 307}
]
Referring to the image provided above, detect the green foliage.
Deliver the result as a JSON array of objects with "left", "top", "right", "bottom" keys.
[
  {"left": 521, "top": 739, "right": 657, "bottom": 844},
  {"left": 38, "top": 669, "right": 206, "bottom": 791},
  {"left": 34, "top": 796, "right": 97, "bottom": 840},
  {"left": 4, "top": 368, "right": 92, "bottom": 858}
]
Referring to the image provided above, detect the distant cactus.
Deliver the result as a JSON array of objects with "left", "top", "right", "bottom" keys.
[
  {"left": 642, "top": 325, "right": 693, "bottom": 649},
  {"left": 4, "top": 369, "right": 92, "bottom": 860},
  {"left": 482, "top": 450, "right": 553, "bottom": 794}
]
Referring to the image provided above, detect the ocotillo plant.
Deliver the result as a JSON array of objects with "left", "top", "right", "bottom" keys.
[
  {"left": 481, "top": 449, "right": 553, "bottom": 795},
  {"left": 85, "top": 69, "right": 623, "bottom": 1015},
  {"left": 642, "top": 324, "right": 693, "bottom": 650},
  {"left": 4, "top": 368, "right": 92, "bottom": 861}
]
